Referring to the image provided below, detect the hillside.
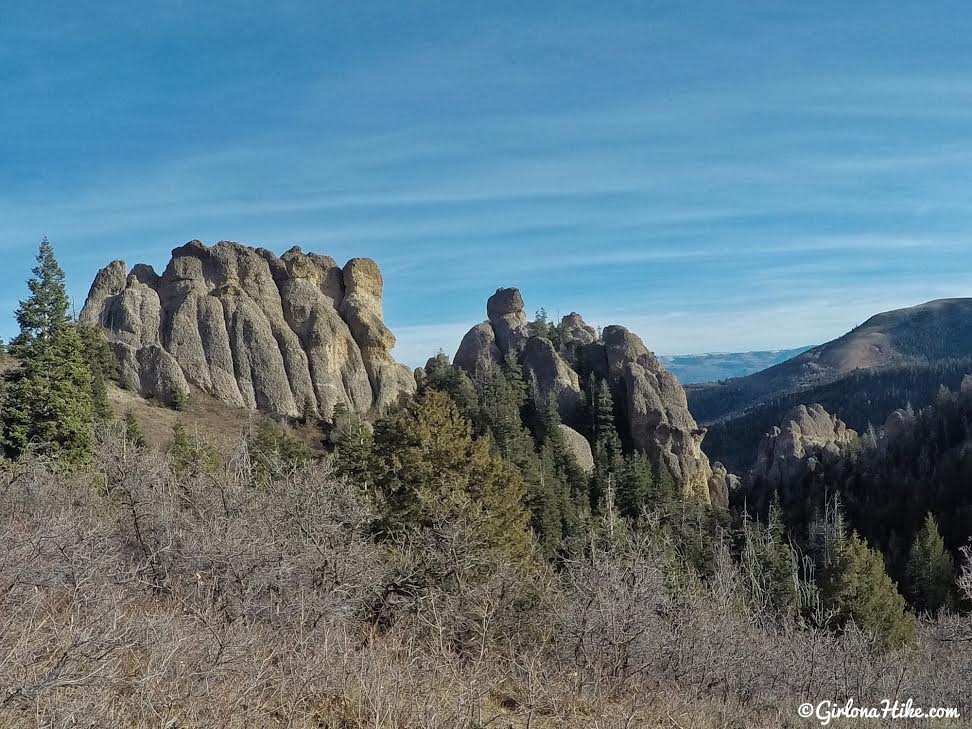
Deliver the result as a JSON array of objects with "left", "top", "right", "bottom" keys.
[
  {"left": 688, "top": 298, "right": 972, "bottom": 425},
  {"left": 702, "top": 357, "right": 972, "bottom": 472},
  {"left": 107, "top": 382, "right": 325, "bottom": 454},
  {"left": 660, "top": 346, "right": 812, "bottom": 385}
]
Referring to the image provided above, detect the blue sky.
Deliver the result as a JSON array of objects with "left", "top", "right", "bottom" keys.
[{"left": 4, "top": 1, "right": 972, "bottom": 366}]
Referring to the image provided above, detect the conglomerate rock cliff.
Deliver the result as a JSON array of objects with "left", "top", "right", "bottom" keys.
[
  {"left": 454, "top": 287, "right": 719, "bottom": 504},
  {"left": 81, "top": 241, "right": 415, "bottom": 419}
]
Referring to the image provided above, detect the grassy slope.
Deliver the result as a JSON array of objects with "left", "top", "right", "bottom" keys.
[{"left": 109, "top": 383, "right": 326, "bottom": 453}]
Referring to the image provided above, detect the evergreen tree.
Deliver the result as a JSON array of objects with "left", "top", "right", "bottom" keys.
[
  {"left": 372, "top": 389, "right": 531, "bottom": 560},
  {"left": 475, "top": 362, "right": 529, "bottom": 456},
  {"left": 301, "top": 396, "right": 318, "bottom": 425},
  {"left": 1, "top": 241, "right": 95, "bottom": 461},
  {"left": 171, "top": 387, "right": 190, "bottom": 411},
  {"left": 532, "top": 444, "right": 566, "bottom": 558},
  {"left": 78, "top": 325, "right": 116, "bottom": 422},
  {"left": 248, "top": 419, "right": 311, "bottom": 482},
  {"left": 539, "top": 393, "right": 590, "bottom": 503},
  {"left": 10, "top": 237, "right": 69, "bottom": 349},
  {"left": 532, "top": 308, "right": 552, "bottom": 339},
  {"left": 332, "top": 402, "right": 376, "bottom": 484},
  {"left": 170, "top": 421, "right": 218, "bottom": 477},
  {"left": 590, "top": 378, "right": 623, "bottom": 511},
  {"left": 170, "top": 421, "right": 195, "bottom": 476},
  {"left": 740, "top": 497, "right": 800, "bottom": 618},
  {"left": 419, "top": 353, "right": 480, "bottom": 425},
  {"left": 501, "top": 352, "right": 529, "bottom": 411},
  {"left": 905, "top": 512, "right": 955, "bottom": 614},
  {"left": 616, "top": 451, "right": 653, "bottom": 521},
  {"left": 821, "top": 531, "right": 915, "bottom": 649},
  {"left": 652, "top": 458, "right": 678, "bottom": 505},
  {"left": 123, "top": 408, "right": 146, "bottom": 450}
]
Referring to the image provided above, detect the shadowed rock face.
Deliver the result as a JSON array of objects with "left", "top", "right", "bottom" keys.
[
  {"left": 81, "top": 241, "right": 415, "bottom": 418},
  {"left": 454, "top": 287, "right": 718, "bottom": 504},
  {"left": 751, "top": 404, "right": 858, "bottom": 506},
  {"left": 708, "top": 462, "right": 739, "bottom": 508}
]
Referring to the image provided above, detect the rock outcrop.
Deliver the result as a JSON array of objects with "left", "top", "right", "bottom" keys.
[
  {"left": 707, "top": 462, "right": 739, "bottom": 509},
  {"left": 453, "top": 287, "right": 718, "bottom": 503},
  {"left": 751, "top": 404, "right": 857, "bottom": 503},
  {"left": 81, "top": 240, "right": 415, "bottom": 419},
  {"left": 487, "top": 288, "right": 529, "bottom": 357},
  {"left": 558, "top": 424, "right": 594, "bottom": 474},
  {"left": 883, "top": 408, "right": 917, "bottom": 442},
  {"left": 454, "top": 322, "right": 501, "bottom": 374},
  {"left": 521, "top": 337, "right": 582, "bottom": 421}
]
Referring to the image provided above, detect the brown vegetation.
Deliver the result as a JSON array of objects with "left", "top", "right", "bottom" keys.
[{"left": 0, "top": 429, "right": 970, "bottom": 728}]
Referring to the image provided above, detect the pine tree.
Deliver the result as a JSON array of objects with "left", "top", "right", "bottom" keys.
[
  {"left": 10, "top": 238, "right": 70, "bottom": 350},
  {"left": 616, "top": 451, "right": 654, "bottom": 520},
  {"left": 420, "top": 353, "right": 480, "bottom": 425},
  {"left": 590, "top": 378, "right": 623, "bottom": 511},
  {"left": 123, "top": 408, "right": 146, "bottom": 450},
  {"left": 905, "top": 512, "right": 955, "bottom": 614},
  {"left": 372, "top": 389, "right": 531, "bottom": 560},
  {"left": 532, "top": 444, "right": 566, "bottom": 558},
  {"left": 822, "top": 532, "right": 915, "bottom": 649},
  {"left": 332, "top": 403, "right": 376, "bottom": 484},
  {"left": 301, "top": 396, "right": 317, "bottom": 425},
  {"left": 171, "top": 387, "right": 190, "bottom": 411},
  {"left": 532, "top": 308, "right": 552, "bottom": 339},
  {"left": 170, "top": 422, "right": 195, "bottom": 476},
  {"left": 170, "top": 421, "right": 218, "bottom": 477},
  {"left": 248, "top": 419, "right": 311, "bottom": 482},
  {"left": 740, "top": 497, "right": 800, "bottom": 618},
  {"left": 1, "top": 240, "right": 95, "bottom": 461},
  {"left": 79, "top": 325, "right": 116, "bottom": 422},
  {"left": 652, "top": 458, "right": 678, "bottom": 505}
]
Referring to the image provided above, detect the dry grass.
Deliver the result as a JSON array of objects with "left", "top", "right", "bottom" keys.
[
  {"left": 0, "top": 433, "right": 970, "bottom": 728},
  {"left": 108, "top": 384, "right": 324, "bottom": 455}
]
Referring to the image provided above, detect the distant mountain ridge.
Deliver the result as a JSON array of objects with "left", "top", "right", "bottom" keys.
[
  {"left": 688, "top": 298, "right": 972, "bottom": 426},
  {"left": 660, "top": 346, "right": 813, "bottom": 385}
]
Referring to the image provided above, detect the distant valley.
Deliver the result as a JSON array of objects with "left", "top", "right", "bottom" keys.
[{"left": 660, "top": 346, "right": 813, "bottom": 384}]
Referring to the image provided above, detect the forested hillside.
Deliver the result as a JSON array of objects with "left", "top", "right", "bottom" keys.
[
  {"left": 701, "top": 358, "right": 972, "bottom": 472},
  {"left": 763, "top": 382, "right": 972, "bottom": 600}
]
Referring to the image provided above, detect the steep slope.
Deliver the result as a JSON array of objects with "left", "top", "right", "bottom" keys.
[
  {"left": 688, "top": 298, "right": 972, "bottom": 425},
  {"left": 81, "top": 241, "right": 415, "bottom": 419},
  {"left": 454, "top": 288, "right": 720, "bottom": 504}
]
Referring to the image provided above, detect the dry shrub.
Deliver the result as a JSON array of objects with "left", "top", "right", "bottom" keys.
[{"left": 0, "top": 432, "right": 970, "bottom": 728}]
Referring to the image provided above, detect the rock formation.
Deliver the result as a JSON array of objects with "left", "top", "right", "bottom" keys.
[
  {"left": 81, "top": 240, "right": 415, "bottom": 419},
  {"left": 453, "top": 287, "right": 718, "bottom": 503},
  {"left": 883, "top": 408, "right": 917, "bottom": 442},
  {"left": 487, "top": 288, "right": 529, "bottom": 356},
  {"left": 707, "top": 462, "right": 739, "bottom": 509},
  {"left": 558, "top": 424, "right": 594, "bottom": 474},
  {"left": 751, "top": 404, "right": 858, "bottom": 503}
]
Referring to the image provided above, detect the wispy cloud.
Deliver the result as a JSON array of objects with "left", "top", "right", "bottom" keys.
[{"left": 4, "top": 2, "right": 972, "bottom": 357}]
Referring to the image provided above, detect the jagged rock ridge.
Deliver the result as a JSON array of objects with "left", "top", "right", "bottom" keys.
[
  {"left": 454, "top": 287, "right": 719, "bottom": 504},
  {"left": 81, "top": 240, "right": 415, "bottom": 418}
]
